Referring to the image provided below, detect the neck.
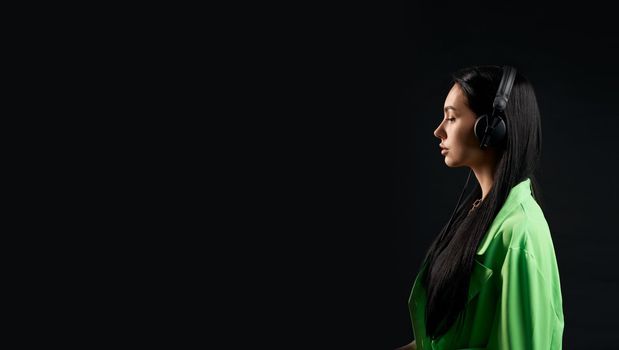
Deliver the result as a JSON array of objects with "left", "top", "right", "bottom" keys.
[{"left": 471, "top": 162, "right": 497, "bottom": 202}]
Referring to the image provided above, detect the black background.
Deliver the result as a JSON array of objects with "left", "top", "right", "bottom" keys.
[{"left": 237, "top": 3, "right": 619, "bottom": 349}]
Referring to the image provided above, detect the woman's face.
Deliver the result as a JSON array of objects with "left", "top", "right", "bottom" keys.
[{"left": 433, "top": 83, "right": 490, "bottom": 168}]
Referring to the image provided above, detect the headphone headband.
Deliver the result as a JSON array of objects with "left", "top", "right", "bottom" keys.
[
  {"left": 477, "top": 65, "right": 516, "bottom": 150},
  {"left": 492, "top": 66, "right": 517, "bottom": 113}
]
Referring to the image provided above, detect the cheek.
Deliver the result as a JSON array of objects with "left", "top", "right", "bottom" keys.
[
  {"left": 449, "top": 128, "right": 467, "bottom": 146},
  {"left": 457, "top": 123, "right": 477, "bottom": 145}
]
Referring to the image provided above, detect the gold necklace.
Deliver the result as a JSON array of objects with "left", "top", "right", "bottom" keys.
[{"left": 468, "top": 198, "right": 482, "bottom": 214}]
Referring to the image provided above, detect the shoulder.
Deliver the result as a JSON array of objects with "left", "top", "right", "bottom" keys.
[
  {"left": 478, "top": 195, "right": 554, "bottom": 259},
  {"left": 502, "top": 197, "right": 553, "bottom": 256},
  {"left": 493, "top": 197, "right": 561, "bottom": 285}
]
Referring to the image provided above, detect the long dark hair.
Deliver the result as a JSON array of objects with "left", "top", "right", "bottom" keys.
[{"left": 422, "top": 65, "right": 545, "bottom": 339}]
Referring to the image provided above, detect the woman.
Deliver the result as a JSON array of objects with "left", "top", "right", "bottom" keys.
[{"left": 396, "top": 65, "right": 564, "bottom": 349}]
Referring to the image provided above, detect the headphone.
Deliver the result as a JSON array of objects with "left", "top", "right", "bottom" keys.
[
  {"left": 441, "top": 65, "right": 517, "bottom": 239},
  {"left": 474, "top": 65, "right": 516, "bottom": 149}
]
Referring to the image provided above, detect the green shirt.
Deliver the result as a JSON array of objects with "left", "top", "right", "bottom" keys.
[{"left": 408, "top": 178, "right": 564, "bottom": 349}]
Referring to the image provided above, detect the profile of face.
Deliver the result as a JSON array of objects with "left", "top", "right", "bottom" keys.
[{"left": 433, "top": 83, "right": 498, "bottom": 168}]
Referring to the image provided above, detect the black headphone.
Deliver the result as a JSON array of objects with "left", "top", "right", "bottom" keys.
[
  {"left": 440, "top": 65, "right": 517, "bottom": 240},
  {"left": 473, "top": 65, "right": 516, "bottom": 150}
]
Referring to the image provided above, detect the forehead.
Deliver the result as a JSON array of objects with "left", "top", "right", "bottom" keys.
[{"left": 444, "top": 83, "right": 467, "bottom": 110}]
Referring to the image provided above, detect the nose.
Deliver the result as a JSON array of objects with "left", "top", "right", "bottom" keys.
[{"left": 434, "top": 120, "right": 446, "bottom": 140}]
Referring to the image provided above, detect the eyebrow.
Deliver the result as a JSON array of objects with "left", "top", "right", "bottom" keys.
[{"left": 444, "top": 106, "right": 457, "bottom": 112}]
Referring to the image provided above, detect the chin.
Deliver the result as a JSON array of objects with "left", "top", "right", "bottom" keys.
[{"left": 444, "top": 157, "right": 463, "bottom": 168}]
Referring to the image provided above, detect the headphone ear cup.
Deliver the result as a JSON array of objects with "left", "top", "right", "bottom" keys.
[
  {"left": 474, "top": 114, "right": 488, "bottom": 141},
  {"left": 474, "top": 114, "right": 507, "bottom": 148}
]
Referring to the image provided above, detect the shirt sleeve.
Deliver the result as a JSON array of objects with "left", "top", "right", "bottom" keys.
[{"left": 486, "top": 246, "right": 557, "bottom": 349}]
